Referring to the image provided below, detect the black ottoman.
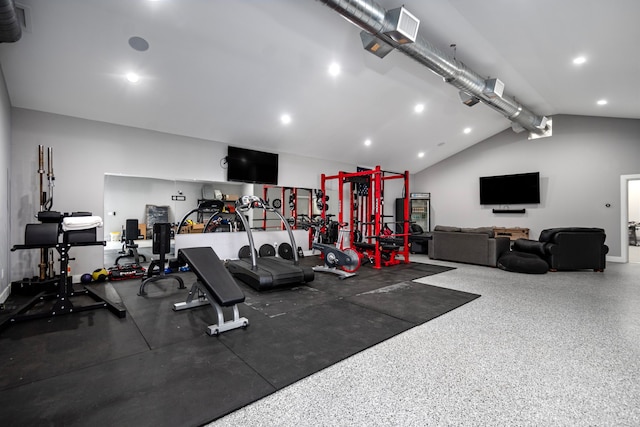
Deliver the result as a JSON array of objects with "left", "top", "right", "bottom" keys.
[{"left": 497, "top": 251, "right": 549, "bottom": 274}]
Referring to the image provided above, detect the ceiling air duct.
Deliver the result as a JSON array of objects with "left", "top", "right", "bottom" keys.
[
  {"left": 384, "top": 7, "right": 419, "bottom": 44},
  {"left": 315, "top": 0, "right": 551, "bottom": 139},
  {"left": 0, "top": 0, "right": 22, "bottom": 43}
]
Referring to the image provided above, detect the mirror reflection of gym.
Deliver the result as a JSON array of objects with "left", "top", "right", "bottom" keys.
[{"left": 103, "top": 175, "right": 338, "bottom": 266}]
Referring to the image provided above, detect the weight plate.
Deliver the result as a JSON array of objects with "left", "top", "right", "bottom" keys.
[
  {"left": 259, "top": 244, "right": 276, "bottom": 257},
  {"left": 278, "top": 242, "right": 294, "bottom": 260},
  {"left": 238, "top": 245, "right": 256, "bottom": 259}
]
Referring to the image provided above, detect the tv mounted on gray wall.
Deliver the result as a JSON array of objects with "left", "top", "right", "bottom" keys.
[
  {"left": 479, "top": 172, "right": 540, "bottom": 205},
  {"left": 226, "top": 146, "right": 279, "bottom": 185}
]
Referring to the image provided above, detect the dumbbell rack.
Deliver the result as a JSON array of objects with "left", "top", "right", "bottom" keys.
[{"left": 2, "top": 241, "right": 126, "bottom": 331}]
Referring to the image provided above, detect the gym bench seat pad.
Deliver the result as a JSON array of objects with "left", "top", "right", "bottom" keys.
[{"left": 178, "top": 247, "right": 245, "bottom": 306}]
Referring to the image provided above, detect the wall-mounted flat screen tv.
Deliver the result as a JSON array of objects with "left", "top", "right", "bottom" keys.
[
  {"left": 479, "top": 172, "right": 540, "bottom": 205},
  {"left": 226, "top": 146, "right": 279, "bottom": 185}
]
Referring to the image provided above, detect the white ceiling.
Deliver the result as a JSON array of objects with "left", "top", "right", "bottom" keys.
[{"left": 1, "top": 0, "right": 639, "bottom": 174}]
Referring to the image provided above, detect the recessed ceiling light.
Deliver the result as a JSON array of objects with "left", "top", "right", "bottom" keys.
[
  {"left": 597, "top": 99, "right": 608, "bottom": 105},
  {"left": 364, "top": 139, "right": 372, "bottom": 146},
  {"left": 573, "top": 56, "right": 587, "bottom": 65},
  {"left": 280, "top": 113, "right": 292, "bottom": 125},
  {"left": 463, "top": 127, "right": 472, "bottom": 134},
  {"left": 126, "top": 72, "right": 140, "bottom": 83},
  {"left": 418, "top": 152, "right": 425, "bottom": 158},
  {"left": 328, "top": 62, "right": 341, "bottom": 77},
  {"left": 414, "top": 103, "right": 425, "bottom": 113}
]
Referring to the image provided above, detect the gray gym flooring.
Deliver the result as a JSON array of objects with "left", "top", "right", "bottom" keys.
[{"left": 210, "top": 254, "right": 640, "bottom": 427}]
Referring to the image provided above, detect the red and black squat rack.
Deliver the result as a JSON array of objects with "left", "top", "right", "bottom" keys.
[{"left": 320, "top": 166, "right": 410, "bottom": 269}]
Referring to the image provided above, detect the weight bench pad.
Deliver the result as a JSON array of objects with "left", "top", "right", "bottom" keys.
[{"left": 178, "top": 247, "right": 245, "bottom": 306}]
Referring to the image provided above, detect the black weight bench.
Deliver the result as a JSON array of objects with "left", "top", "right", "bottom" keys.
[{"left": 172, "top": 247, "right": 249, "bottom": 336}]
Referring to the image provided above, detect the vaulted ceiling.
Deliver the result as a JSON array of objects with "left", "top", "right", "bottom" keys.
[{"left": 1, "top": 0, "right": 638, "bottom": 173}]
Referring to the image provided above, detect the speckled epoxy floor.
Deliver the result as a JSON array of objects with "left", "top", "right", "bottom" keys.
[{"left": 210, "top": 255, "right": 640, "bottom": 426}]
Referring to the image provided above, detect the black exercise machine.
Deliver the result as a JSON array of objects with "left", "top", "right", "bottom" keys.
[
  {"left": 311, "top": 242, "right": 360, "bottom": 279},
  {"left": 115, "top": 219, "right": 147, "bottom": 265},
  {"left": 3, "top": 217, "right": 126, "bottom": 331},
  {"left": 2, "top": 145, "right": 126, "bottom": 330},
  {"left": 138, "top": 222, "right": 185, "bottom": 296},
  {"left": 226, "top": 196, "right": 314, "bottom": 291},
  {"left": 173, "top": 247, "right": 248, "bottom": 336}
]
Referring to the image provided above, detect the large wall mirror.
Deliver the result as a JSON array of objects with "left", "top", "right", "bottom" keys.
[{"left": 103, "top": 175, "right": 337, "bottom": 265}]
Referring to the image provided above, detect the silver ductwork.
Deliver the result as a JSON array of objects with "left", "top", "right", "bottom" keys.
[
  {"left": 316, "top": 0, "right": 550, "bottom": 137},
  {"left": 0, "top": 0, "right": 22, "bottom": 43}
]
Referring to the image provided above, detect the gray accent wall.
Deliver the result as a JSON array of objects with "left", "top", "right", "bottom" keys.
[
  {"left": 412, "top": 114, "right": 640, "bottom": 259},
  {"left": 0, "top": 67, "right": 10, "bottom": 303},
  {"left": 9, "top": 108, "right": 356, "bottom": 284}
]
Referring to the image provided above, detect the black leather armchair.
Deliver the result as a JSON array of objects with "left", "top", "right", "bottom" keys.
[{"left": 513, "top": 227, "right": 608, "bottom": 271}]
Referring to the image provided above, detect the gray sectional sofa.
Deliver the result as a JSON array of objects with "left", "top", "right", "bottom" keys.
[{"left": 427, "top": 225, "right": 511, "bottom": 267}]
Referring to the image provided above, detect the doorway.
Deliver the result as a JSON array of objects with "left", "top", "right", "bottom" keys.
[
  {"left": 620, "top": 174, "right": 640, "bottom": 264},
  {"left": 628, "top": 179, "right": 640, "bottom": 263}
]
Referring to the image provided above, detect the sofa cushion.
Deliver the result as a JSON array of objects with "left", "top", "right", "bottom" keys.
[
  {"left": 434, "top": 225, "right": 461, "bottom": 232},
  {"left": 460, "top": 227, "right": 495, "bottom": 237},
  {"left": 512, "top": 238, "right": 546, "bottom": 258},
  {"left": 497, "top": 251, "right": 549, "bottom": 274},
  {"left": 431, "top": 231, "right": 490, "bottom": 265}
]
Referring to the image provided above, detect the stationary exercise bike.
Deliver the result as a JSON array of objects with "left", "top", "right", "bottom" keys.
[{"left": 312, "top": 221, "right": 361, "bottom": 279}]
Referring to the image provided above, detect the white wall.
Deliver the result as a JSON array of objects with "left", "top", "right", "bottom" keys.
[
  {"left": 10, "top": 108, "right": 357, "bottom": 280},
  {"left": 0, "top": 67, "right": 11, "bottom": 303},
  {"left": 413, "top": 114, "right": 640, "bottom": 258}
]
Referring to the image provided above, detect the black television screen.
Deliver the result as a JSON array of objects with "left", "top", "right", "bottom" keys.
[
  {"left": 479, "top": 172, "right": 540, "bottom": 205},
  {"left": 226, "top": 146, "right": 279, "bottom": 185}
]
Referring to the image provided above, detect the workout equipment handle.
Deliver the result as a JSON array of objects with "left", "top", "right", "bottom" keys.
[
  {"left": 236, "top": 195, "right": 273, "bottom": 212},
  {"left": 234, "top": 195, "right": 300, "bottom": 268}
]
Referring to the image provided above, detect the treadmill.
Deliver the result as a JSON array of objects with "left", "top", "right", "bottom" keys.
[{"left": 226, "top": 195, "right": 314, "bottom": 291}]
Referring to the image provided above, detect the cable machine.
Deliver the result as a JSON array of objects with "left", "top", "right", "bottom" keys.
[{"left": 320, "top": 166, "right": 410, "bottom": 269}]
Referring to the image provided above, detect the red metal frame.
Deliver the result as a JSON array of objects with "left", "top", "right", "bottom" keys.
[
  {"left": 262, "top": 186, "right": 316, "bottom": 246},
  {"left": 321, "top": 166, "right": 410, "bottom": 269}
]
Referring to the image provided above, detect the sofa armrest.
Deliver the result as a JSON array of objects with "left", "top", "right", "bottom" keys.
[{"left": 488, "top": 237, "right": 511, "bottom": 266}]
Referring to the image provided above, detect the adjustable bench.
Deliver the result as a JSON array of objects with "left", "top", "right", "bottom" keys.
[{"left": 172, "top": 247, "right": 249, "bottom": 336}]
